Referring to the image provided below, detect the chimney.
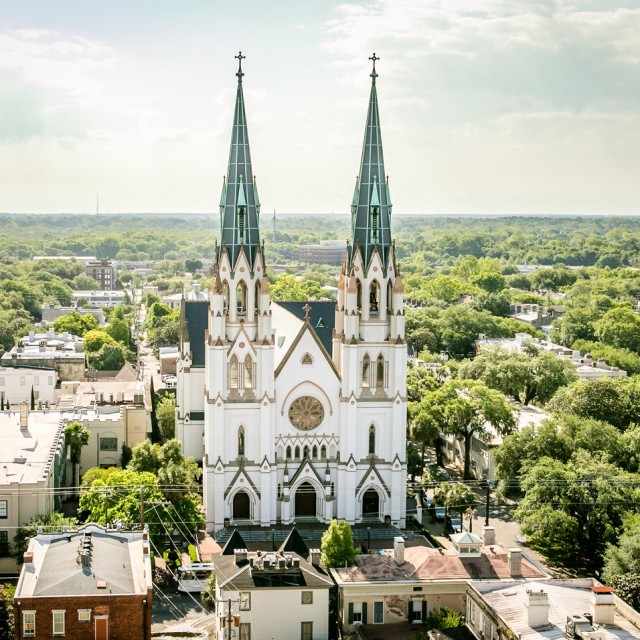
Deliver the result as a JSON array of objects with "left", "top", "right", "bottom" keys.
[
  {"left": 309, "top": 548, "right": 321, "bottom": 566},
  {"left": 482, "top": 526, "right": 496, "bottom": 546},
  {"left": 508, "top": 547, "right": 522, "bottom": 577},
  {"left": 234, "top": 549, "right": 248, "bottom": 566},
  {"left": 394, "top": 536, "right": 405, "bottom": 565},
  {"left": 23, "top": 552, "right": 34, "bottom": 564},
  {"left": 19, "top": 403, "right": 29, "bottom": 430},
  {"left": 525, "top": 589, "right": 549, "bottom": 627},
  {"left": 590, "top": 586, "right": 615, "bottom": 625}
]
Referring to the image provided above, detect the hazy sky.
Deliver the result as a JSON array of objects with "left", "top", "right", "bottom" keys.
[{"left": 1, "top": 0, "right": 639, "bottom": 215}]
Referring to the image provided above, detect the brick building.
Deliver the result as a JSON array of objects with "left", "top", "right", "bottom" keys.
[{"left": 14, "top": 523, "right": 153, "bottom": 639}]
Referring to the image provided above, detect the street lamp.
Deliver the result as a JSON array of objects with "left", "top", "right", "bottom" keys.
[{"left": 367, "top": 527, "right": 371, "bottom": 552}]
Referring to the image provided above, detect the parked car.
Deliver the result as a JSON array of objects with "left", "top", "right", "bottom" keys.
[
  {"left": 434, "top": 505, "right": 446, "bottom": 522},
  {"left": 445, "top": 514, "right": 463, "bottom": 534}
]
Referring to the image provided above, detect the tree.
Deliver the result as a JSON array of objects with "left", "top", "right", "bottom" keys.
[
  {"left": 437, "top": 380, "right": 516, "bottom": 479},
  {"left": 13, "top": 512, "right": 78, "bottom": 562},
  {"left": 458, "top": 347, "right": 577, "bottom": 406},
  {"left": 83, "top": 329, "right": 117, "bottom": 352},
  {"left": 470, "top": 271, "right": 507, "bottom": 293},
  {"left": 107, "top": 318, "right": 130, "bottom": 345},
  {"left": 53, "top": 311, "right": 98, "bottom": 337},
  {"left": 602, "top": 514, "right": 640, "bottom": 587},
  {"left": 320, "top": 520, "right": 357, "bottom": 568},
  {"left": 156, "top": 394, "right": 176, "bottom": 442},
  {"left": 595, "top": 307, "right": 640, "bottom": 354},
  {"left": 515, "top": 451, "right": 640, "bottom": 568},
  {"left": 185, "top": 258, "right": 203, "bottom": 273},
  {"left": 65, "top": 421, "right": 90, "bottom": 489},
  {"left": 572, "top": 340, "right": 640, "bottom": 376},
  {"left": 87, "top": 343, "right": 126, "bottom": 370},
  {"left": 433, "top": 482, "right": 475, "bottom": 515},
  {"left": 0, "top": 583, "right": 15, "bottom": 640},
  {"left": 407, "top": 442, "right": 423, "bottom": 479}
]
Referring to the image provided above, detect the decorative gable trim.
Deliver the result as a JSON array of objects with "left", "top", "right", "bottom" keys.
[
  {"left": 356, "top": 461, "right": 391, "bottom": 497},
  {"left": 224, "top": 462, "right": 261, "bottom": 500}
]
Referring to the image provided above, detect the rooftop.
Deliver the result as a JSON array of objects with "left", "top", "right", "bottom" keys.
[{"left": 15, "top": 523, "right": 150, "bottom": 598}]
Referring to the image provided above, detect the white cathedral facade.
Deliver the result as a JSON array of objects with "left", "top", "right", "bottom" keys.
[{"left": 175, "top": 54, "right": 407, "bottom": 532}]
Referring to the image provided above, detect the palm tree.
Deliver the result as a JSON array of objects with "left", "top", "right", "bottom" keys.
[{"left": 64, "top": 422, "right": 90, "bottom": 491}]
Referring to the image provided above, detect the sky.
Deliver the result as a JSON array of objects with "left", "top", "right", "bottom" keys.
[{"left": 0, "top": 0, "right": 639, "bottom": 216}]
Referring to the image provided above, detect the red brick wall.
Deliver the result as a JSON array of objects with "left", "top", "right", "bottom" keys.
[{"left": 14, "top": 591, "right": 152, "bottom": 639}]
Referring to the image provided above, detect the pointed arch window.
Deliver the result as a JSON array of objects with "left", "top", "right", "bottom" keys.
[
  {"left": 254, "top": 281, "right": 260, "bottom": 315},
  {"left": 356, "top": 280, "right": 362, "bottom": 311},
  {"left": 320, "top": 445, "right": 327, "bottom": 461},
  {"left": 295, "top": 446, "right": 301, "bottom": 461},
  {"left": 236, "top": 281, "right": 247, "bottom": 315},
  {"left": 301, "top": 353, "right": 313, "bottom": 365},
  {"left": 222, "top": 281, "right": 229, "bottom": 312},
  {"left": 303, "top": 445, "right": 310, "bottom": 459},
  {"left": 362, "top": 354, "right": 371, "bottom": 388},
  {"left": 312, "top": 445, "right": 318, "bottom": 459},
  {"left": 368, "top": 424, "right": 376, "bottom": 455},
  {"left": 387, "top": 281, "right": 393, "bottom": 314},
  {"left": 376, "top": 354, "right": 385, "bottom": 388},
  {"left": 331, "top": 482, "right": 335, "bottom": 497},
  {"left": 370, "top": 281, "right": 379, "bottom": 316},
  {"left": 229, "top": 355, "right": 239, "bottom": 390},
  {"left": 238, "top": 426, "right": 245, "bottom": 457},
  {"left": 286, "top": 446, "right": 292, "bottom": 461},
  {"left": 244, "top": 356, "right": 254, "bottom": 389}
]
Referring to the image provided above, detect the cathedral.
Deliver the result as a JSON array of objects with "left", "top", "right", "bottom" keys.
[{"left": 175, "top": 53, "right": 407, "bottom": 532}]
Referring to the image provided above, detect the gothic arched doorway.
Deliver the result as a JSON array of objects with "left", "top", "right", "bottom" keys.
[
  {"left": 232, "top": 491, "right": 251, "bottom": 520},
  {"left": 295, "top": 482, "right": 317, "bottom": 518},
  {"left": 362, "top": 488, "right": 380, "bottom": 519}
]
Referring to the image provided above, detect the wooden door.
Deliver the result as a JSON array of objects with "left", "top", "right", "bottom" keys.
[{"left": 95, "top": 617, "right": 108, "bottom": 640}]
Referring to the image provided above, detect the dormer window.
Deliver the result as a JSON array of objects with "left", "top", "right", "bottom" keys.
[{"left": 370, "top": 205, "right": 380, "bottom": 244}]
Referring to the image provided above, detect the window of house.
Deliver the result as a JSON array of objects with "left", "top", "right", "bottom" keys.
[
  {"left": 244, "top": 356, "right": 253, "bottom": 389},
  {"left": 376, "top": 354, "right": 385, "bottom": 388},
  {"left": 411, "top": 600, "right": 423, "bottom": 622},
  {"left": 78, "top": 610, "right": 91, "bottom": 622},
  {"left": 100, "top": 437, "right": 117, "bottom": 451},
  {"left": 301, "top": 621, "right": 313, "bottom": 640},
  {"left": 0, "top": 500, "right": 7, "bottom": 518},
  {"left": 239, "top": 592, "right": 251, "bottom": 611},
  {"left": 239, "top": 623, "right": 251, "bottom": 640},
  {"left": 368, "top": 425, "right": 375, "bottom": 455},
  {"left": 229, "top": 356, "right": 239, "bottom": 389},
  {"left": 238, "top": 426, "right": 245, "bottom": 457},
  {"left": 295, "top": 446, "right": 300, "bottom": 460},
  {"left": 469, "top": 600, "right": 476, "bottom": 624},
  {"left": 373, "top": 601, "right": 384, "bottom": 624},
  {"left": 23, "top": 611, "right": 36, "bottom": 637},
  {"left": 0, "top": 531, "right": 8, "bottom": 556},
  {"left": 52, "top": 611, "right": 65, "bottom": 635},
  {"left": 362, "top": 355, "right": 371, "bottom": 388},
  {"left": 352, "top": 602, "right": 363, "bottom": 623},
  {"left": 312, "top": 445, "right": 318, "bottom": 459},
  {"left": 286, "top": 446, "right": 292, "bottom": 460},
  {"left": 236, "top": 281, "right": 247, "bottom": 315},
  {"left": 301, "top": 591, "right": 313, "bottom": 605},
  {"left": 321, "top": 445, "right": 327, "bottom": 460}
]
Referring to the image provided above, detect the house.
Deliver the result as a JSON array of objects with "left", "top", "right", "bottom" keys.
[
  {"left": 71, "top": 290, "right": 128, "bottom": 309},
  {"left": 162, "top": 282, "right": 209, "bottom": 310},
  {"left": 0, "top": 365, "right": 58, "bottom": 406},
  {"left": 58, "top": 380, "right": 151, "bottom": 473},
  {"left": 211, "top": 529, "right": 333, "bottom": 640},
  {"left": 467, "top": 578, "right": 640, "bottom": 640},
  {"left": 1, "top": 331, "right": 85, "bottom": 382},
  {"left": 0, "top": 406, "right": 66, "bottom": 573},
  {"left": 83, "top": 259, "right": 116, "bottom": 290},
  {"left": 13, "top": 523, "right": 153, "bottom": 639},
  {"left": 41, "top": 304, "right": 106, "bottom": 326},
  {"left": 330, "top": 530, "right": 546, "bottom": 636},
  {"left": 440, "top": 403, "right": 550, "bottom": 482}
]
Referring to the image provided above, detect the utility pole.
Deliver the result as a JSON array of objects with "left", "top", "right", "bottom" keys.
[
  {"left": 140, "top": 485, "right": 144, "bottom": 528},
  {"left": 216, "top": 596, "right": 241, "bottom": 640}
]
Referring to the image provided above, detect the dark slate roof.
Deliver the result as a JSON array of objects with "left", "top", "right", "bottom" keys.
[
  {"left": 276, "top": 301, "right": 336, "bottom": 356},
  {"left": 33, "top": 531, "right": 136, "bottom": 596},
  {"left": 185, "top": 300, "right": 209, "bottom": 367},
  {"left": 221, "top": 529, "right": 248, "bottom": 555},
  {"left": 218, "top": 57, "right": 261, "bottom": 268},
  {"left": 278, "top": 527, "right": 309, "bottom": 557},
  {"left": 349, "top": 62, "right": 393, "bottom": 270}
]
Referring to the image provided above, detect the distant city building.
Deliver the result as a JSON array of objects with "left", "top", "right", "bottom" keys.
[
  {"left": 0, "top": 365, "right": 58, "bottom": 405},
  {"left": 162, "top": 282, "right": 208, "bottom": 310},
  {"left": 41, "top": 304, "right": 105, "bottom": 326},
  {"left": 475, "top": 333, "right": 627, "bottom": 380},
  {"left": 1, "top": 331, "right": 85, "bottom": 382},
  {"left": 83, "top": 259, "right": 116, "bottom": 290},
  {"left": 71, "top": 290, "right": 127, "bottom": 308},
  {"left": 0, "top": 406, "right": 66, "bottom": 572},
  {"left": 13, "top": 523, "right": 153, "bottom": 639},
  {"left": 297, "top": 240, "right": 346, "bottom": 264}
]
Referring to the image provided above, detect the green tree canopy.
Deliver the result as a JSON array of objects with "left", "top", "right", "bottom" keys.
[
  {"left": 87, "top": 342, "right": 126, "bottom": 370},
  {"left": 13, "top": 512, "right": 78, "bottom": 562},
  {"left": 320, "top": 520, "right": 357, "bottom": 568},
  {"left": 53, "top": 311, "right": 98, "bottom": 337},
  {"left": 433, "top": 482, "right": 476, "bottom": 515},
  {"left": 83, "top": 329, "right": 117, "bottom": 353}
]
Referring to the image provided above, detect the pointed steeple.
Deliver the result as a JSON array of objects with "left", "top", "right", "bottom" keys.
[
  {"left": 218, "top": 52, "right": 261, "bottom": 269},
  {"left": 349, "top": 53, "right": 393, "bottom": 270}
]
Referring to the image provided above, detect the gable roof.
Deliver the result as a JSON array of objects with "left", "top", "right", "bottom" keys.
[
  {"left": 221, "top": 529, "right": 248, "bottom": 555},
  {"left": 276, "top": 301, "right": 335, "bottom": 355},
  {"left": 279, "top": 527, "right": 309, "bottom": 557},
  {"left": 184, "top": 300, "right": 209, "bottom": 366}
]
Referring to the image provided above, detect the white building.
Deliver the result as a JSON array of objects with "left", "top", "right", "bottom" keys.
[
  {"left": 176, "top": 57, "right": 407, "bottom": 531},
  {"left": 71, "top": 290, "right": 127, "bottom": 308},
  {"left": 0, "top": 406, "right": 66, "bottom": 572},
  {"left": 212, "top": 530, "right": 332, "bottom": 640},
  {"left": 41, "top": 304, "right": 105, "bottom": 326},
  {"left": 0, "top": 366, "right": 58, "bottom": 406}
]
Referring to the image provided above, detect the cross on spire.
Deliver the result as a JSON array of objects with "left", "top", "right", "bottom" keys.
[
  {"left": 303, "top": 303, "right": 311, "bottom": 321},
  {"left": 369, "top": 52, "right": 379, "bottom": 82},
  {"left": 235, "top": 51, "right": 246, "bottom": 80}
]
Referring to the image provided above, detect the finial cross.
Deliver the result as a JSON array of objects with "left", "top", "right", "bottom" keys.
[
  {"left": 369, "top": 52, "right": 380, "bottom": 78},
  {"left": 235, "top": 51, "right": 246, "bottom": 77},
  {"left": 303, "top": 303, "right": 311, "bottom": 320}
]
